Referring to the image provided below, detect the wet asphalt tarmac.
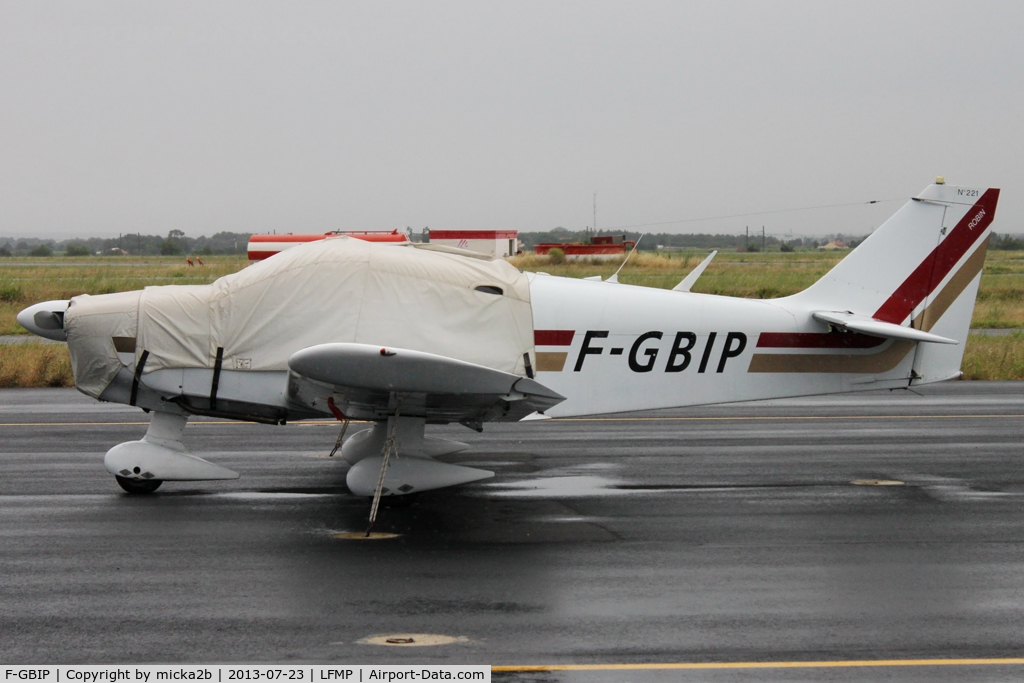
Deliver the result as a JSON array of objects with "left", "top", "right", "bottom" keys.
[{"left": 3, "top": 383, "right": 1024, "bottom": 682}]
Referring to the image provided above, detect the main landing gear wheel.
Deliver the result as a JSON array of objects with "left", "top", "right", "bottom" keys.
[{"left": 115, "top": 476, "right": 163, "bottom": 494}]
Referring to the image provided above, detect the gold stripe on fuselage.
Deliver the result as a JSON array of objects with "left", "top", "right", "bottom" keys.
[
  {"left": 747, "top": 237, "right": 989, "bottom": 374},
  {"left": 535, "top": 351, "right": 569, "bottom": 372}
]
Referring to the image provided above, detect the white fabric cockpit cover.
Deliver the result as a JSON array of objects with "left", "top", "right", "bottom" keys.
[
  {"left": 136, "top": 237, "right": 534, "bottom": 377},
  {"left": 64, "top": 290, "right": 142, "bottom": 397}
]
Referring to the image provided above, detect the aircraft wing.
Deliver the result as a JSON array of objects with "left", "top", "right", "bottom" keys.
[
  {"left": 812, "top": 311, "right": 958, "bottom": 345},
  {"left": 287, "top": 343, "right": 565, "bottom": 426}
]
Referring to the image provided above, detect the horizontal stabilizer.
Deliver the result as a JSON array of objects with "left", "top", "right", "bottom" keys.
[{"left": 812, "top": 311, "right": 958, "bottom": 345}]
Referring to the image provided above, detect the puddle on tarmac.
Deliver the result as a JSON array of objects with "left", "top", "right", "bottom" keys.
[
  {"left": 211, "top": 492, "right": 336, "bottom": 500},
  {"left": 527, "top": 515, "right": 621, "bottom": 523},
  {"left": 332, "top": 531, "right": 402, "bottom": 540},
  {"left": 479, "top": 475, "right": 636, "bottom": 498}
]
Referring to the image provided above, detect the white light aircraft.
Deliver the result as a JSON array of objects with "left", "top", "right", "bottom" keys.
[{"left": 18, "top": 180, "right": 999, "bottom": 525}]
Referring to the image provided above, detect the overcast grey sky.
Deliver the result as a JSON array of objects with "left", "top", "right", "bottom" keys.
[{"left": 1, "top": 1, "right": 1021, "bottom": 239}]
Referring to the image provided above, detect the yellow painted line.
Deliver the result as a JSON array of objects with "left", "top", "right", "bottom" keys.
[
  {"left": 0, "top": 415, "right": 1020, "bottom": 427},
  {"left": 549, "top": 413, "right": 1024, "bottom": 422},
  {"left": 0, "top": 420, "right": 352, "bottom": 427},
  {"left": 0, "top": 421, "right": 152, "bottom": 427},
  {"left": 492, "top": 657, "right": 1024, "bottom": 672}
]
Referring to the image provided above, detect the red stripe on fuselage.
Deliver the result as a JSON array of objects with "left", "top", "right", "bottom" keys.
[
  {"left": 756, "top": 332, "right": 886, "bottom": 349},
  {"left": 535, "top": 330, "right": 575, "bottom": 346},
  {"left": 873, "top": 189, "right": 999, "bottom": 324}
]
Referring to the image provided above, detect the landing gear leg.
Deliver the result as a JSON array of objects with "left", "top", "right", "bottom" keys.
[
  {"left": 326, "top": 397, "right": 350, "bottom": 458},
  {"left": 365, "top": 408, "right": 401, "bottom": 537},
  {"left": 115, "top": 476, "right": 162, "bottom": 494}
]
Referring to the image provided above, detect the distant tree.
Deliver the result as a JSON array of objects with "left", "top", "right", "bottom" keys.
[
  {"left": 745, "top": 243, "right": 761, "bottom": 253},
  {"left": 779, "top": 242, "right": 794, "bottom": 253},
  {"left": 0, "top": 243, "right": 11, "bottom": 257},
  {"left": 992, "top": 232, "right": 1024, "bottom": 251},
  {"left": 161, "top": 229, "right": 187, "bottom": 255},
  {"left": 29, "top": 245, "right": 52, "bottom": 257},
  {"left": 64, "top": 245, "right": 91, "bottom": 256}
]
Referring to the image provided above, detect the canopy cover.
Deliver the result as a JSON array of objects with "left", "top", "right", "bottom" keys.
[{"left": 66, "top": 238, "right": 535, "bottom": 397}]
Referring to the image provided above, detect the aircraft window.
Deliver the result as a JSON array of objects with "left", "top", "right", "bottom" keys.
[{"left": 475, "top": 285, "right": 504, "bottom": 296}]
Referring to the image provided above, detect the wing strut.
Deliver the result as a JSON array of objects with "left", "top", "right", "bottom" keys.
[{"left": 366, "top": 404, "right": 401, "bottom": 537}]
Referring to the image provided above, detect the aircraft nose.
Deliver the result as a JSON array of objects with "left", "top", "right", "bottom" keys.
[{"left": 16, "top": 300, "right": 70, "bottom": 342}]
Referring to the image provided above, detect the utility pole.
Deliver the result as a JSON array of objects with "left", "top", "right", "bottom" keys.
[
  {"left": 762, "top": 226, "right": 766, "bottom": 252},
  {"left": 593, "top": 192, "right": 597, "bottom": 236},
  {"left": 745, "top": 226, "right": 749, "bottom": 250}
]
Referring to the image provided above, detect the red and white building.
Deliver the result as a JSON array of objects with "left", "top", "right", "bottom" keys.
[
  {"left": 428, "top": 230, "right": 519, "bottom": 258},
  {"left": 533, "top": 235, "right": 636, "bottom": 260}
]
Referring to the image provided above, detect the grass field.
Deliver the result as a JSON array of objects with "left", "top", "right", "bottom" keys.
[
  {"left": 961, "top": 333, "right": 1024, "bottom": 380},
  {"left": 0, "top": 343, "right": 73, "bottom": 388},
  {"left": 1, "top": 249, "right": 1023, "bottom": 386}
]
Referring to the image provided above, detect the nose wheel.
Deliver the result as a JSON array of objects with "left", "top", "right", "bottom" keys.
[{"left": 115, "top": 476, "right": 163, "bottom": 494}]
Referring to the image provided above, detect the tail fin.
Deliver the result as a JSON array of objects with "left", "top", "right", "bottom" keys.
[{"left": 792, "top": 181, "right": 999, "bottom": 382}]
